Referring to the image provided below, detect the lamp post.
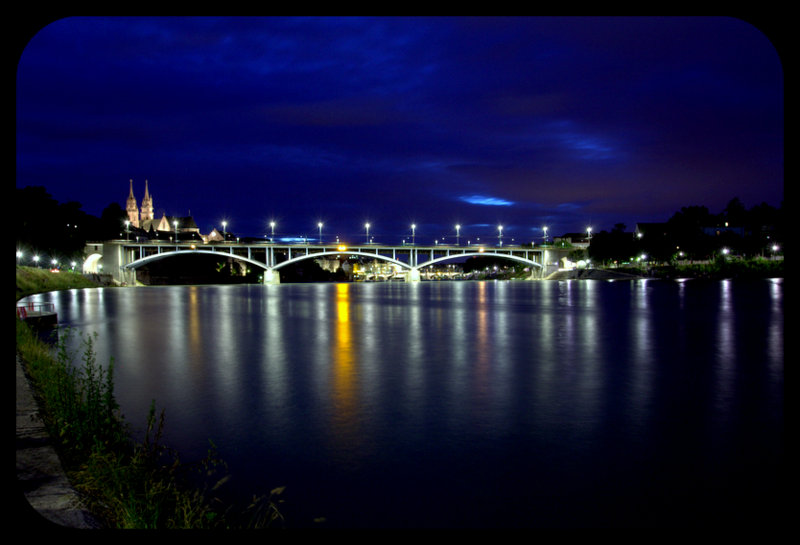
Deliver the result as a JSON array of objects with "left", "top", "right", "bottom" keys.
[
  {"left": 174, "top": 220, "right": 179, "bottom": 245},
  {"left": 498, "top": 225, "right": 503, "bottom": 247},
  {"left": 318, "top": 222, "right": 323, "bottom": 244},
  {"left": 125, "top": 220, "right": 130, "bottom": 241},
  {"left": 543, "top": 226, "right": 548, "bottom": 245},
  {"left": 222, "top": 221, "right": 227, "bottom": 242},
  {"left": 365, "top": 223, "right": 370, "bottom": 244},
  {"left": 411, "top": 224, "right": 416, "bottom": 245},
  {"left": 270, "top": 221, "right": 275, "bottom": 242},
  {"left": 33, "top": 255, "right": 39, "bottom": 268},
  {"left": 16, "top": 250, "right": 22, "bottom": 265},
  {"left": 456, "top": 224, "right": 461, "bottom": 246}
]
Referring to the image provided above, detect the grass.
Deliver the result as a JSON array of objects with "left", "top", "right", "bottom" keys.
[
  {"left": 16, "top": 266, "right": 285, "bottom": 529},
  {"left": 16, "top": 265, "right": 101, "bottom": 301}
]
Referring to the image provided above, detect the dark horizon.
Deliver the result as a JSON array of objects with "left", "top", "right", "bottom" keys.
[{"left": 16, "top": 17, "right": 784, "bottom": 243}]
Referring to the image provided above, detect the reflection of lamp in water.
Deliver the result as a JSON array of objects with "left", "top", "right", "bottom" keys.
[
  {"left": 337, "top": 283, "right": 350, "bottom": 323},
  {"left": 332, "top": 282, "right": 358, "bottom": 445}
]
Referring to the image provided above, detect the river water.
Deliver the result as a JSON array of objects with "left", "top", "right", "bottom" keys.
[{"left": 23, "top": 278, "right": 784, "bottom": 527}]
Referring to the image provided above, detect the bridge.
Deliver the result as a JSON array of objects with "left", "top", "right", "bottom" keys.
[{"left": 85, "top": 239, "right": 565, "bottom": 285}]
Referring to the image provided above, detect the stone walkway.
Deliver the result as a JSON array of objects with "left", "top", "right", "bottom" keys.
[{"left": 15, "top": 355, "right": 102, "bottom": 529}]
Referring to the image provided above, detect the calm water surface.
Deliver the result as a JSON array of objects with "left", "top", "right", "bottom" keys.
[{"left": 26, "top": 279, "right": 784, "bottom": 527}]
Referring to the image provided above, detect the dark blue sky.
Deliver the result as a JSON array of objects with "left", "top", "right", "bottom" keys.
[{"left": 16, "top": 16, "right": 784, "bottom": 244}]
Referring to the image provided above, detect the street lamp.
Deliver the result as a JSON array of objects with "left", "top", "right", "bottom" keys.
[
  {"left": 174, "top": 220, "right": 179, "bottom": 244},
  {"left": 587, "top": 226, "right": 592, "bottom": 242},
  {"left": 270, "top": 221, "right": 275, "bottom": 242},
  {"left": 222, "top": 221, "right": 227, "bottom": 241},
  {"left": 543, "top": 226, "right": 548, "bottom": 245},
  {"left": 16, "top": 250, "right": 22, "bottom": 265},
  {"left": 456, "top": 224, "right": 461, "bottom": 246},
  {"left": 498, "top": 225, "right": 503, "bottom": 246},
  {"left": 33, "top": 255, "right": 39, "bottom": 268},
  {"left": 318, "top": 222, "right": 323, "bottom": 244},
  {"left": 365, "top": 222, "right": 371, "bottom": 243},
  {"left": 125, "top": 220, "right": 130, "bottom": 241}
]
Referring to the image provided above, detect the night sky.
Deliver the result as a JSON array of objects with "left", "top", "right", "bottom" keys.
[{"left": 16, "top": 16, "right": 784, "bottom": 245}]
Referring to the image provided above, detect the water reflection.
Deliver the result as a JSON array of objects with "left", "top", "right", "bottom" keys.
[
  {"left": 330, "top": 283, "right": 359, "bottom": 452},
  {"left": 24, "top": 279, "right": 783, "bottom": 528}
]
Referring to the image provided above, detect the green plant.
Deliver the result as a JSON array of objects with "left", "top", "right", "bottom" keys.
[{"left": 17, "top": 318, "right": 285, "bottom": 529}]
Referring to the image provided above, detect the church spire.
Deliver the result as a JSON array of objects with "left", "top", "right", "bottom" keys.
[
  {"left": 141, "top": 179, "right": 154, "bottom": 221},
  {"left": 126, "top": 179, "right": 140, "bottom": 228}
]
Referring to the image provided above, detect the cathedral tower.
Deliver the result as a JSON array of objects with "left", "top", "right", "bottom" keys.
[
  {"left": 126, "top": 179, "right": 140, "bottom": 228},
  {"left": 141, "top": 179, "right": 154, "bottom": 221}
]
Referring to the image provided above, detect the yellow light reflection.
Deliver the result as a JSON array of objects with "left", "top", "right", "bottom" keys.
[
  {"left": 331, "top": 283, "right": 359, "bottom": 447},
  {"left": 474, "top": 281, "right": 490, "bottom": 395},
  {"left": 187, "top": 286, "right": 202, "bottom": 365}
]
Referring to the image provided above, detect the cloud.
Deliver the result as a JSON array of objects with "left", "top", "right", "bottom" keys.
[{"left": 459, "top": 195, "right": 514, "bottom": 206}]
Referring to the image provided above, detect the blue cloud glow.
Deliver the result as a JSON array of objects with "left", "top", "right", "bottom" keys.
[{"left": 460, "top": 195, "right": 514, "bottom": 206}]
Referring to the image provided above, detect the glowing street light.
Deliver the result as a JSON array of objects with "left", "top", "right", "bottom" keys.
[
  {"left": 125, "top": 220, "right": 130, "bottom": 241},
  {"left": 543, "top": 226, "right": 548, "bottom": 244},
  {"left": 587, "top": 226, "right": 593, "bottom": 241},
  {"left": 411, "top": 223, "right": 416, "bottom": 245},
  {"left": 456, "top": 224, "right": 461, "bottom": 246},
  {"left": 174, "top": 220, "right": 179, "bottom": 244},
  {"left": 365, "top": 222, "right": 371, "bottom": 243},
  {"left": 498, "top": 225, "right": 503, "bottom": 247},
  {"left": 33, "top": 255, "right": 40, "bottom": 268},
  {"left": 318, "top": 222, "right": 323, "bottom": 244}
]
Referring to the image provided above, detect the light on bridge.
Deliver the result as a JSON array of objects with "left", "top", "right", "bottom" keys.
[{"left": 338, "top": 245, "right": 347, "bottom": 252}]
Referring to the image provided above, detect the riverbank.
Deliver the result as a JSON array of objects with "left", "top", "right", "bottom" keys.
[
  {"left": 16, "top": 353, "right": 103, "bottom": 528},
  {"left": 545, "top": 268, "right": 645, "bottom": 280},
  {"left": 16, "top": 267, "right": 104, "bottom": 528},
  {"left": 545, "top": 258, "right": 783, "bottom": 282},
  {"left": 15, "top": 267, "right": 284, "bottom": 529}
]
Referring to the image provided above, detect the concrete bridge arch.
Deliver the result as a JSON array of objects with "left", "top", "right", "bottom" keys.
[
  {"left": 123, "top": 249, "right": 270, "bottom": 274},
  {"left": 272, "top": 250, "right": 411, "bottom": 272},
  {"left": 416, "top": 251, "right": 542, "bottom": 271}
]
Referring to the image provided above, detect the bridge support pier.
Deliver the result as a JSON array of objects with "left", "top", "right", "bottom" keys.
[
  {"left": 263, "top": 269, "right": 281, "bottom": 284},
  {"left": 406, "top": 268, "right": 421, "bottom": 282}
]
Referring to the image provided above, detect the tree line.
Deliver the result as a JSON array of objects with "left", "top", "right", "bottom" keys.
[
  {"left": 16, "top": 186, "right": 128, "bottom": 264},
  {"left": 587, "top": 197, "right": 784, "bottom": 265}
]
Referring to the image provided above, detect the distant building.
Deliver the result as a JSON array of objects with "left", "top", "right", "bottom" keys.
[
  {"left": 126, "top": 179, "right": 154, "bottom": 229},
  {"left": 124, "top": 180, "right": 205, "bottom": 240},
  {"left": 553, "top": 232, "right": 591, "bottom": 249},
  {"left": 702, "top": 224, "right": 745, "bottom": 237}
]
